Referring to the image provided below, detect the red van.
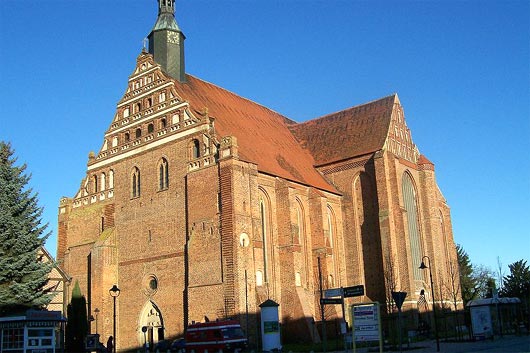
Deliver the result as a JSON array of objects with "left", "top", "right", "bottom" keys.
[{"left": 185, "top": 319, "right": 248, "bottom": 353}]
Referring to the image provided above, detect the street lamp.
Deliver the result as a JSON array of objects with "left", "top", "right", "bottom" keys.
[
  {"left": 419, "top": 256, "right": 440, "bottom": 352},
  {"left": 94, "top": 308, "right": 100, "bottom": 335},
  {"left": 109, "top": 285, "right": 120, "bottom": 353}
]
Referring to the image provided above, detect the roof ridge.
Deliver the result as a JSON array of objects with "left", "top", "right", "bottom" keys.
[{"left": 299, "top": 93, "right": 397, "bottom": 125}]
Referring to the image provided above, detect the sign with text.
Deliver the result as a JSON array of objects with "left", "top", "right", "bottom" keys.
[
  {"left": 343, "top": 285, "right": 364, "bottom": 298},
  {"left": 320, "top": 298, "right": 343, "bottom": 305},
  {"left": 352, "top": 303, "right": 381, "bottom": 342},
  {"left": 324, "top": 288, "right": 343, "bottom": 298}
]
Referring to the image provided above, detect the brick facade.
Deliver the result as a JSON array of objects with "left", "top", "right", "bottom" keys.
[{"left": 56, "top": 3, "right": 460, "bottom": 349}]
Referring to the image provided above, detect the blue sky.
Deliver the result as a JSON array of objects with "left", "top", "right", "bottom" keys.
[{"left": 1, "top": 1, "right": 528, "bottom": 276}]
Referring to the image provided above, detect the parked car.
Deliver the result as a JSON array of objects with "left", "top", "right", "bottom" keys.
[
  {"left": 152, "top": 338, "right": 185, "bottom": 353},
  {"left": 170, "top": 338, "right": 185, "bottom": 353}
]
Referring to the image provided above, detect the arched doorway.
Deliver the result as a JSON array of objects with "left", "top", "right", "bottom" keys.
[{"left": 138, "top": 301, "right": 165, "bottom": 349}]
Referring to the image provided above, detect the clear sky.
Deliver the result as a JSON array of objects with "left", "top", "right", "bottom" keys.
[{"left": 1, "top": 1, "right": 528, "bottom": 276}]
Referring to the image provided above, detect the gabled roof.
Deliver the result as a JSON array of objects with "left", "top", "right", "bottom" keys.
[
  {"left": 288, "top": 94, "right": 397, "bottom": 166},
  {"left": 170, "top": 72, "right": 338, "bottom": 193}
]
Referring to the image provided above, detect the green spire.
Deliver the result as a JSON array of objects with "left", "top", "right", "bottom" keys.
[
  {"left": 148, "top": 0, "right": 186, "bottom": 82},
  {"left": 151, "top": 0, "right": 181, "bottom": 33}
]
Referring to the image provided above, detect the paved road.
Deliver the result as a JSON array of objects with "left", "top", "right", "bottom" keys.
[{"left": 345, "top": 335, "right": 530, "bottom": 353}]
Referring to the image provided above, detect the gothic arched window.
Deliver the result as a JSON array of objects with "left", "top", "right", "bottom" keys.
[
  {"left": 131, "top": 167, "right": 141, "bottom": 198},
  {"left": 259, "top": 190, "right": 271, "bottom": 283},
  {"left": 402, "top": 172, "right": 423, "bottom": 280},
  {"left": 158, "top": 158, "right": 169, "bottom": 191}
]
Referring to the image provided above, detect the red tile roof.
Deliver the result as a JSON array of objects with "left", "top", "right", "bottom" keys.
[
  {"left": 288, "top": 94, "right": 397, "bottom": 166},
  {"left": 173, "top": 74, "right": 338, "bottom": 193}
]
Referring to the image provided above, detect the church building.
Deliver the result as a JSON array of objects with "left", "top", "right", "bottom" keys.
[{"left": 57, "top": 0, "right": 460, "bottom": 349}]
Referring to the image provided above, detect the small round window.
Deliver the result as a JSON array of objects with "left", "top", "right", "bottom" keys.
[
  {"left": 149, "top": 277, "right": 158, "bottom": 290},
  {"left": 143, "top": 275, "right": 159, "bottom": 296}
]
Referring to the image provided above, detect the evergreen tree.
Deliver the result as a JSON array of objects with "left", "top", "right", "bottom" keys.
[
  {"left": 501, "top": 260, "right": 530, "bottom": 301},
  {"left": 65, "top": 281, "right": 88, "bottom": 352},
  {"left": 0, "top": 141, "right": 53, "bottom": 315},
  {"left": 457, "top": 244, "right": 475, "bottom": 305}
]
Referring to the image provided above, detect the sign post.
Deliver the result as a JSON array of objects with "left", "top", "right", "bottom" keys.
[
  {"left": 323, "top": 285, "right": 365, "bottom": 352},
  {"left": 351, "top": 302, "right": 382, "bottom": 353},
  {"left": 391, "top": 291, "right": 407, "bottom": 353}
]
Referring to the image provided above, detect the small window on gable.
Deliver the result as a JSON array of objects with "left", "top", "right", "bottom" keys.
[
  {"left": 147, "top": 123, "right": 154, "bottom": 134},
  {"left": 131, "top": 167, "right": 141, "bottom": 198},
  {"left": 191, "top": 139, "right": 200, "bottom": 159},
  {"left": 159, "top": 92, "right": 166, "bottom": 102},
  {"left": 100, "top": 173, "right": 106, "bottom": 191},
  {"left": 109, "top": 170, "right": 114, "bottom": 189},
  {"left": 172, "top": 113, "right": 180, "bottom": 125},
  {"left": 161, "top": 118, "right": 167, "bottom": 129},
  {"left": 112, "top": 136, "right": 118, "bottom": 147},
  {"left": 125, "top": 132, "right": 130, "bottom": 142},
  {"left": 135, "top": 128, "right": 142, "bottom": 139},
  {"left": 135, "top": 102, "right": 142, "bottom": 112},
  {"left": 146, "top": 97, "right": 152, "bottom": 108},
  {"left": 123, "top": 108, "right": 130, "bottom": 118}
]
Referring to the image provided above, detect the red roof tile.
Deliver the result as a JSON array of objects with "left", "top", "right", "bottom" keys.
[
  {"left": 289, "top": 94, "right": 397, "bottom": 166},
  {"left": 172, "top": 74, "right": 338, "bottom": 193}
]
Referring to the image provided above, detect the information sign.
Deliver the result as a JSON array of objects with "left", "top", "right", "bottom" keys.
[
  {"left": 343, "top": 285, "right": 364, "bottom": 298},
  {"left": 352, "top": 303, "right": 380, "bottom": 342},
  {"left": 324, "top": 288, "right": 343, "bottom": 298},
  {"left": 320, "top": 298, "right": 343, "bottom": 305}
]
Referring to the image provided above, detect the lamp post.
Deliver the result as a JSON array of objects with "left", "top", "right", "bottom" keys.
[
  {"left": 109, "top": 285, "right": 120, "bottom": 353},
  {"left": 94, "top": 308, "right": 100, "bottom": 335},
  {"left": 419, "top": 256, "right": 440, "bottom": 352}
]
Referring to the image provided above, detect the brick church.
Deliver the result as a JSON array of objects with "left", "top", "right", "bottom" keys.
[{"left": 57, "top": 0, "right": 460, "bottom": 348}]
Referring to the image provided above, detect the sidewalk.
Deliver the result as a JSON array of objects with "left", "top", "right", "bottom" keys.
[{"left": 340, "top": 335, "right": 530, "bottom": 353}]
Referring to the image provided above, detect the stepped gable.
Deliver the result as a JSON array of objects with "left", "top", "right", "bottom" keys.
[
  {"left": 289, "top": 94, "right": 397, "bottom": 166},
  {"left": 171, "top": 71, "right": 338, "bottom": 194}
]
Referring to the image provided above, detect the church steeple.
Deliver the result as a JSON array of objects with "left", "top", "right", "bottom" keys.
[{"left": 148, "top": 0, "right": 186, "bottom": 82}]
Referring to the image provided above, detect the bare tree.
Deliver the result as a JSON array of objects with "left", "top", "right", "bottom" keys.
[
  {"left": 446, "top": 259, "right": 461, "bottom": 312},
  {"left": 383, "top": 251, "right": 398, "bottom": 314}
]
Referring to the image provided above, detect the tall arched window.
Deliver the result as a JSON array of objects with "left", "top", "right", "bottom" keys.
[
  {"left": 135, "top": 128, "right": 142, "bottom": 139},
  {"left": 259, "top": 191, "right": 271, "bottom": 283},
  {"left": 402, "top": 172, "right": 423, "bottom": 280},
  {"left": 294, "top": 199, "right": 304, "bottom": 245},
  {"left": 148, "top": 123, "right": 154, "bottom": 134},
  {"left": 93, "top": 175, "right": 98, "bottom": 193},
  {"left": 294, "top": 198, "right": 309, "bottom": 287},
  {"left": 131, "top": 167, "right": 141, "bottom": 198},
  {"left": 158, "top": 158, "right": 169, "bottom": 190},
  {"left": 326, "top": 206, "right": 335, "bottom": 249},
  {"left": 326, "top": 205, "right": 337, "bottom": 286}
]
